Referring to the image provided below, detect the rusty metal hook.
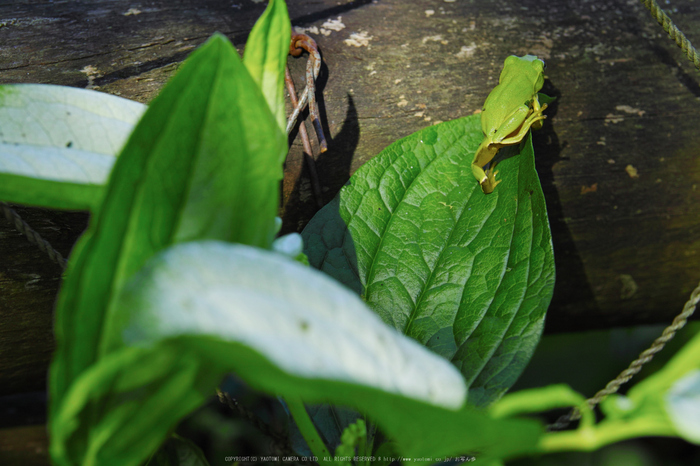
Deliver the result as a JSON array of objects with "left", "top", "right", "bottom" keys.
[{"left": 286, "top": 33, "right": 327, "bottom": 207}]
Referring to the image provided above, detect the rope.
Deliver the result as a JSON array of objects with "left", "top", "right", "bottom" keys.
[
  {"left": 640, "top": 0, "right": 700, "bottom": 71},
  {"left": 1, "top": 201, "right": 67, "bottom": 271},
  {"left": 549, "top": 279, "right": 700, "bottom": 431}
]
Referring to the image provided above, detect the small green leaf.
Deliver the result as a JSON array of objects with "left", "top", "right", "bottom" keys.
[
  {"left": 302, "top": 116, "right": 555, "bottom": 406},
  {"left": 50, "top": 32, "right": 285, "bottom": 437},
  {"left": 537, "top": 92, "right": 556, "bottom": 106},
  {"left": 0, "top": 84, "right": 145, "bottom": 210},
  {"left": 243, "top": 0, "right": 290, "bottom": 136},
  {"left": 334, "top": 419, "right": 367, "bottom": 464},
  {"left": 489, "top": 384, "right": 588, "bottom": 420}
]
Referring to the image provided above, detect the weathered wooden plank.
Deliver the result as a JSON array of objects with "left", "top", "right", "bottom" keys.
[
  {"left": 0, "top": 424, "right": 49, "bottom": 465},
  {"left": 0, "top": 0, "right": 698, "bottom": 403},
  {"left": 0, "top": 206, "right": 86, "bottom": 396}
]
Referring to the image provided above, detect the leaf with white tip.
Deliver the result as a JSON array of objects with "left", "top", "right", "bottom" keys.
[
  {"left": 0, "top": 84, "right": 145, "bottom": 210},
  {"left": 665, "top": 370, "right": 700, "bottom": 444},
  {"left": 111, "top": 240, "right": 468, "bottom": 410}
]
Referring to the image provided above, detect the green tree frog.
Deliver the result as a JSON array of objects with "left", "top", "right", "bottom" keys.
[{"left": 471, "top": 55, "right": 548, "bottom": 194}]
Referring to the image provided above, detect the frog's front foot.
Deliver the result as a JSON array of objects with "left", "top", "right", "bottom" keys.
[{"left": 480, "top": 169, "right": 501, "bottom": 194}]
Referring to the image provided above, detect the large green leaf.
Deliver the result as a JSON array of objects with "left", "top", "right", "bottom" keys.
[
  {"left": 0, "top": 84, "right": 145, "bottom": 210},
  {"left": 49, "top": 33, "right": 285, "bottom": 428},
  {"left": 243, "top": 0, "right": 290, "bottom": 136},
  {"left": 302, "top": 116, "right": 555, "bottom": 406},
  {"left": 52, "top": 241, "right": 542, "bottom": 466}
]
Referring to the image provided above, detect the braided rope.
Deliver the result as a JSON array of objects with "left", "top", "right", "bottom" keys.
[
  {"left": 549, "top": 279, "right": 700, "bottom": 430},
  {"left": 640, "top": 0, "right": 700, "bottom": 71},
  {"left": 1, "top": 202, "right": 67, "bottom": 270}
]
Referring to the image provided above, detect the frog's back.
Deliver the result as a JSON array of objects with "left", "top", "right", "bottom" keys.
[
  {"left": 480, "top": 78, "right": 537, "bottom": 131},
  {"left": 480, "top": 55, "right": 545, "bottom": 133},
  {"left": 483, "top": 78, "right": 538, "bottom": 113}
]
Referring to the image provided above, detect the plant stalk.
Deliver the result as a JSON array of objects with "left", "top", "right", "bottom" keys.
[
  {"left": 539, "top": 417, "right": 677, "bottom": 452},
  {"left": 285, "top": 397, "right": 332, "bottom": 466}
]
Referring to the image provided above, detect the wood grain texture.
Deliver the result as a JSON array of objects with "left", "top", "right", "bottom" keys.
[
  {"left": 0, "top": 424, "right": 49, "bottom": 465},
  {"left": 0, "top": 0, "right": 699, "bottom": 402}
]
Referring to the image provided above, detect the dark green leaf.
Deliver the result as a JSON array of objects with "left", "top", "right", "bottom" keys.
[
  {"left": 537, "top": 92, "right": 556, "bottom": 105},
  {"left": 302, "top": 116, "right": 555, "bottom": 406}
]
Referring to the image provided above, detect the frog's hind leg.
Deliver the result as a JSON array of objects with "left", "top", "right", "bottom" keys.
[
  {"left": 498, "top": 103, "right": 548, "bottom": 146},
  {"left": 471, "top": 154, "right": 501, "bottom": 194},
  {"left": 530, "top": 96, "right": 546, "bottom": 130},
  {"left": 480, "top": 160, "right": 501, "bottom": 194}
]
